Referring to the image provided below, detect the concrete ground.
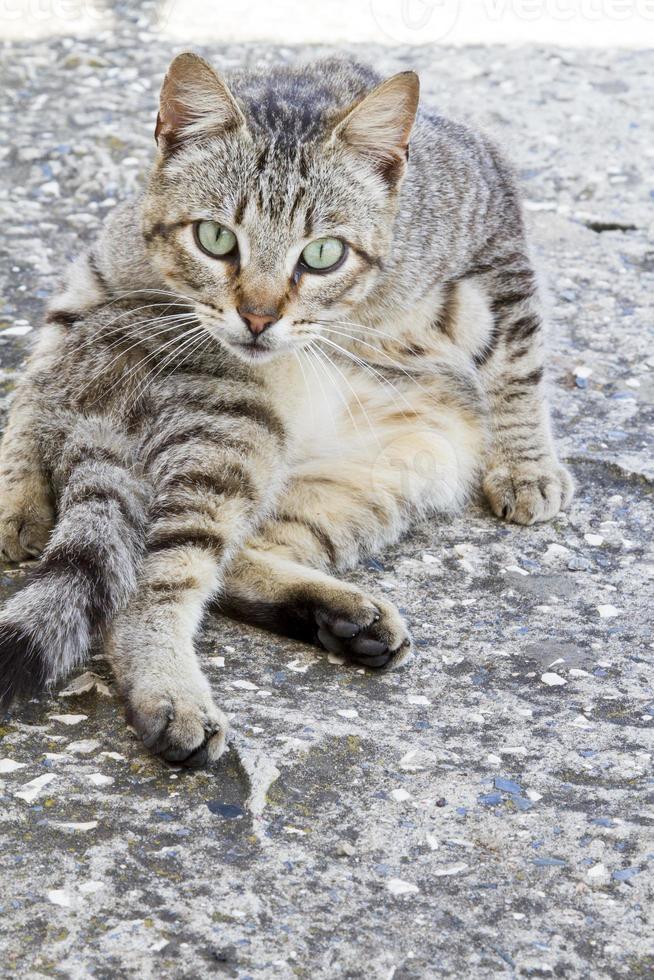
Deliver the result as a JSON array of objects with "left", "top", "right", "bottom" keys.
[{"left": 0, "top": 4, "right": 652, "bottom": 978}]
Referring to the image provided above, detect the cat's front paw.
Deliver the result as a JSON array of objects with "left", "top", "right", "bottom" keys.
[
  {"left": 0, "top": 475, "right": 54, "bottom": 562},
  {"left": 313, "top": 590, "right": 412, "bottom": 670},
  {"left": 484, "top": 457, "right": 573, "bottom": 525},
  {"left": 125, "top": 679, "right": 228, "bottom": 768}
]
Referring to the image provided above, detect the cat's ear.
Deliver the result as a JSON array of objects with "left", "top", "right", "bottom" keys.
[
  {"left": 155, "top": 52, "right": 247, "bottom": 152},
  {"left": 331, "top": 71, "right": 420, "bottom": 183}
]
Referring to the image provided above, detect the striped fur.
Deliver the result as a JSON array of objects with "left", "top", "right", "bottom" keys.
[{"left": 0, "top": 54, "right": 570, "bottom": 765}]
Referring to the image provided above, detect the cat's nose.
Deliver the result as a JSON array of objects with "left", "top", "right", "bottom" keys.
[{"left": 238, "top": 308, "right": 278, "bottom": 336}]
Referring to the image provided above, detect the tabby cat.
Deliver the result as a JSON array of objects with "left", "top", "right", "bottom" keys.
[{"left": 0, "top": 54, "right": 572, "bottom": 767}]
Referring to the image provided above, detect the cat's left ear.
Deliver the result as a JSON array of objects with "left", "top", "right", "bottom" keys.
[
  {"left": 155, "top": 52, "right": 247, "bottom": 152},
  {"left": 330, "top": 71, "right": 420, "bottom": 184}
]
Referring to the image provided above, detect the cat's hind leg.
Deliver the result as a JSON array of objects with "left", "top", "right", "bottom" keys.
[{"left": 222, "top": 401, "right": 484, "bottom": 667}]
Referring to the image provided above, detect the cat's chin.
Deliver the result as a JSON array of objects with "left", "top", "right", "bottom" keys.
[{"left": 224, "top": 340, "right": 282, "bottom": 365}]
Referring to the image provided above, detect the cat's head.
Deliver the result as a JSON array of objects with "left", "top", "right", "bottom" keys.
[{"left": 142, "top": 53, "right": 419, "bottom": 364}]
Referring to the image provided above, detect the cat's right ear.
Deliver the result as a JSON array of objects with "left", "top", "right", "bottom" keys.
[{"left": 155, "top": 52, "right": 247, "bottom": 153}]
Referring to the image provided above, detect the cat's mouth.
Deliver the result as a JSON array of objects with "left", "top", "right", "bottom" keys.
[{"left": 228, "top": 339, "right": 279, "bottom": 363}]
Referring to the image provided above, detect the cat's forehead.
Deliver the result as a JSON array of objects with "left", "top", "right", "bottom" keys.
[{"left": 182, "top": 135, "right": 356, "bottom": 243}]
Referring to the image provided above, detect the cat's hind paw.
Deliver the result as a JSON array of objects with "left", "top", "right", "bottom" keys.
[
  {"left": 484, "top": 458, "right": 573, "bottom": 525},
  {"left": 314, "top": 592, "right": 412, "bottom": 670}
]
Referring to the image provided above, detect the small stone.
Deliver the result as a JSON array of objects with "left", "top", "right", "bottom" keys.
[
  {"left": 584, "top": 534, "right": 604, "bottom": 547},
  {"left": 87, "top": 773, "right": 114, "bottom": 787},
  {"left": 612, "top": 867, "right": 641, "bottom": 882},
  {"left": 231, "top": 680, "right": 258, "bottom": 690},
  {"left": 0, "top": 758, "right": 27, "bottom": 774},
  {"left": 208, "top": 656, "right": 225, "bottom": 667},
  {"left": 390, "top": 788, "right": 412, "bottom": 802},
  {"left": 525, "top": 789, "right": 543, "bottom": 802},
  {"left": 15, "top": 773, "right": 56, "bottom": 803},
  {"left": 335, "top": 841, "right": 356, "bottom": 857},
  {"left": 49, "top": 714, "right": 87, "bottom": 726},
  {"left": 541, "top": 672, "right": 567, "bottom": 687},
  {"left": 337, "top": 709, "right": 359, "bottom": 719},
  {"left": 67, "top": 739, "right": 101, "bottom": 755},
  {"left": 60, "top": 671, "right": 112, "bottom": 698},
  {"left": 433, "top": 862, "right": 468, "bottom": 877},
  {"left": 407, "top": 695, "right": 431, "bottom": 706},
  {"left": 597, "top": 604, "right": 620, "bottom": 618},
  {"left": 495, "top": 777, "right": 522, "bottom": 795},
  {"left": 50, "top": 821, "right": 98, "bottom": 833},
  {"left": 387, "top": 878, "right": 419, "bottom": 896},
  {"left": 587, "top": 862, "right": 608, "bottom": 881},
  {"left": 47, "top": 889, "right": 72, "bottom": 907},
  {"left": 286, "top": 659, "right": 309, "bottom": 673}
]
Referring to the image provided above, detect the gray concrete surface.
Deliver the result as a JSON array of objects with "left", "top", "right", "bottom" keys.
[{"left": 0, "top": 7, "right": 652, "bottom": 978}]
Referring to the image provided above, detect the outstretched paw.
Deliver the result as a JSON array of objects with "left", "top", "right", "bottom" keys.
[
  {"left": 313, "top": 592, "right": 412, "bottom": 670},
  {"left": 484, "top": 458, "right": 573, "bottom": 525},
  {"left": 126, "top": 683, "right": 228, "bottom": 769}
]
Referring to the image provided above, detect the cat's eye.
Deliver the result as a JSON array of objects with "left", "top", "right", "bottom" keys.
[
  {"left": 194, "top": 220, "right": 238, "bottom": 259},
  {"left": 300, "top": 237, "right": 345, "bottom": 272}
]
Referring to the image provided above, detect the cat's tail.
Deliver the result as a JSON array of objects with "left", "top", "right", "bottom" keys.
[{"left": 0, "top": 417, "right": 149, "bottom": 710}]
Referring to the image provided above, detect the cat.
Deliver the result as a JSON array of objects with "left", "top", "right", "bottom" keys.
[{"left": 0, "top": 53, "right": 572, "bottom": 767}]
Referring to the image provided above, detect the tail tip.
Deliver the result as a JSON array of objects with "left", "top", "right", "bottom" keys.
[{"left": 0, "top": 621, "right": 48, "bottom": 714}]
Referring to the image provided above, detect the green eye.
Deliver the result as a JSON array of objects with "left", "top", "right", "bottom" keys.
[
  {"left": 300, "top": 237, "right": 345, "bottom": 271},
  {"left": 195, "top": 220, "right": 237, "bottom": 258}
]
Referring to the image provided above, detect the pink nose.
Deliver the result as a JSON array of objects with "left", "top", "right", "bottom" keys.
[{"left": 239, "top": 309, "right": 277, "bottom": 336}]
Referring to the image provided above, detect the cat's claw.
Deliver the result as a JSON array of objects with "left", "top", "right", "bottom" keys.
[{"left": 484, "top": 458, "right": 573, "bottom": 525}]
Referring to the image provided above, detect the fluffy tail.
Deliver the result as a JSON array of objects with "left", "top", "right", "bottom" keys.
[{"left": 0, "top": 417, "right": 148, "bottom": 710}]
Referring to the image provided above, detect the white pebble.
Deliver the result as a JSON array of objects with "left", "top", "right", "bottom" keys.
[
  {"left": 0, "top": 758, "right": 27, "bottom": 774},
  {"left": 573, "top": 365, "right": 593, "bottom": 379},
  {"left": 387, "top": 878, "right": 419, "bottom": 896},
  {"left": 487, "top": 753, "right": 502, "bottom": 765},
  {"left": 14, "top": 773, "right": 56, "bottom": 803},
  {"left": 47, "top": 889, "right": 72, "bottom": 907},
  {"left": 390, "top": 788, "right": 411, "bottom": 802},
  {"left": 67, "top": 739, "right": 100, "bottom": 755},
  {"left": 584, "top": 534, "right": 604, "bottom": 546},
  {"left": 50, "top": 821, "right": 98, "bottom": 833},
  {"left": 99, "top": 751, "right": 125, "bottom": 761},
  {"left": 541, "top": 672, "right": 567, "bottom": 687},
  {"left": 525, "top": 789, "right": 543, "bottom": 802},
  {"left": 208, "top": 656, "right": 225, "bottom": 667},
  {"left": 87, "top": 773, "right": 114, "bottom": 787},
  {"left": 49, "top": 714, "right": 87, "bottom": 726},
  {"left": 433, "top": 862, "right": 468, "bottom": 877},
  {"left": 286, "top": 659, "right": 309, "bottom": 673},
  {"left": 231, "top": 680, "right": 258, "bottom": 690},
  {"left": 597, "top": 604, "right": 620, "bottom": 618},
  {"left": 0, "top": 324, "right": 33, "bottom": 337},
  {"left": 337, "top": 709, "right": 359, "bottom": 719},
  {"left": 407, "top": 695, "right": 431, "bottom": 706},
  {"left": 569, "top": 668, "right": 590, "bottom": 677}
]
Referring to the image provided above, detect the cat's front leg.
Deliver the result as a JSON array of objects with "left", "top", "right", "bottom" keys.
[
  {"left": 107, "top": 376, "right": 287, "bottom": 767},
  {"left": 475, "top": 254, "right": 573, "bottom": 525},
  {"left": 0, "top": 388, "right": 54, "bottom": 561}
]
